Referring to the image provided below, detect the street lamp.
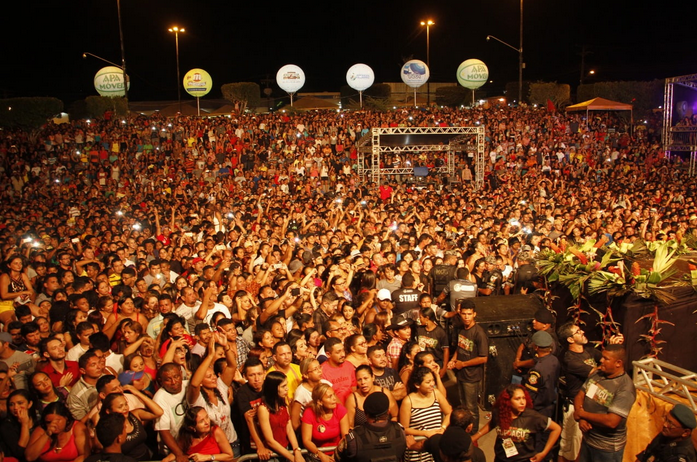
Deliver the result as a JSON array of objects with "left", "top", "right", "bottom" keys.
[
  {"left": 486, "top": 0, "right": 524, "bottom": 104},
  {"left": 82, "top": 52, "right": 122, "bottom": 69},
  {"left": 168, "top": 26, "right": 185, "bottom": 111},
  {"left": 116, "top": 0, "right": 129, "bottom": 111},
  {"left": 420, "top": 19, "right": 434, "bottom": 106}
]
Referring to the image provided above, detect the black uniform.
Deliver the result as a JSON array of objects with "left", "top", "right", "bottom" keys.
[
  {"left": 523, "top": 353, "right": 560, "bottom": 418},
  {"left": 637, "top": 434, "right": 697, "bottom": 462},
  {"left": 335, "top": 421, "right": 406, "bottom": 462},
  {"left": 430, "top": 264, "right": 457, "bottom": 297},
  {"left": 441, "top": 278, "right": 477, "bottom": 312}
]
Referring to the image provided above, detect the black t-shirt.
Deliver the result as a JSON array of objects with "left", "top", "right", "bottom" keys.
[
  {"left": 231, "top": 383, "right": 264, "bottom": 453},
  {"left": 391, "top": 288, "right": 421, "bottom": 320},
  {"left": 454, "top": 324, "right": 488, "bottom": 383},
  {"left": 416, "top": 324, "right": 449, "bottom": 366},
  {"left": 491, "top": 408, "right": 550, "bottom": 462},
  {"left": 373, "top": 367, "right": 402, "bottom": 390},
  {"left": 561, "top": 347, "right": 600, "bottom": 399}
]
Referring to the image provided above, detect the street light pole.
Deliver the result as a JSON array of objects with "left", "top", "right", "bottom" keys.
[
  {"left": 420, "top": 20, "right": 434, "bottom": 106},
  {"left": 116, "top": 0, "right": 129, "bottom": 115},
  {"left": 82, "top": 52, "right": 122, "bottom": 69},
  {"left": 168, "top": 26, "right": 185, "bottom": 112},
  {"left": 519, "top": 0, "right": 524, "bottom": 104},
  {"left": 486, "top": 34, "right": 522, "bottom": 104}
]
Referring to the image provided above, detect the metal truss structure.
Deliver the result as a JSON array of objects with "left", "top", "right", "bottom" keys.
[
  {"left": 356, "top": 125, "right": 487, "bottom": 189},
  {"left": 662, "top": 73, "right": 697, "bottom": 175},
  {"left": 633, "top": 357, "right": 697, "bottom": 412}
]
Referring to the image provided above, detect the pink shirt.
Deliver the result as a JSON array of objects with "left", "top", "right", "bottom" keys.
[{"left": 321, "top": 361, "right": 356, "bottom": 405}]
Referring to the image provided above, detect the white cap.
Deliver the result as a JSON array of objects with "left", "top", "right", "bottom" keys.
[{"left": 377, "top": 289, "right": 392, "bottom": 301}]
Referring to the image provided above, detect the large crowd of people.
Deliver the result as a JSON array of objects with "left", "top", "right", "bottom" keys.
[{"left": 0, "top": 104, "right": 692, "bottom": 462}]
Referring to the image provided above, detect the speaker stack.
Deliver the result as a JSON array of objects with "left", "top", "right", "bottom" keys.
[{"left": 472, "top": 294, "right": 543, "bottom": 409}]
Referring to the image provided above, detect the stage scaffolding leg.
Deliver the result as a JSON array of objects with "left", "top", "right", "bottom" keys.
[
  {"left": 371, "top": 128, "right": 380, "bottom": 185},
  {"left": 662, "top": 80, "right": 673, "bottom": 156},
  {"left": 475, "top": 126, "right": 486, "bottom": 190},
  {"left": 691, "top": 151, "right": 697, "bottom": 177}
]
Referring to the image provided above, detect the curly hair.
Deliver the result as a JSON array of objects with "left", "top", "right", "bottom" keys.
[
  {"left": 495, "top": 384, "right": 533, "bottom": 431},
  {"left": 406, "top": 366, "right": 435, "bottom": 394}
]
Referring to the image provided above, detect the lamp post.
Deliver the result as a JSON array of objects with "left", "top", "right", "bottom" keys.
[
  {"left": 486, "top": 34, "right": 523, "bottom": 104},
  {"left": 116, "top": 0, "right": 129, "bottom": 110},
  {"left": 486, "top": 0, "right": 523, "bottom": 104},
  {"left": 168, "top": 26, "right": 185, "bottom": 111},
  {"left": 519, "top": 0, "right": 523, "bottom": 104},
  {"left": 420, "top": 19, "right": 434, "bottom": 106},
  {"left": 82, "top": 52, "right": 122, "bottom": 69}
]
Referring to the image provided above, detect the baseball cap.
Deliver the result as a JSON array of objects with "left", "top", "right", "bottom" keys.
[
  {"left": 363, "top": 392, "right": 390, "bottom": 417},
  {"left": 377, "top": 289, "right": 392, "bottom": 301},
  {"left": 0, "top": 332, "right": 12, "bottom": 343},
  {"left": 532, "top": 330, "right": 553, "bottom": 348},
  {"left": 670, "top": 404, "right": 697, "bottom": 429},
  {"left": 534, "top": 308, "right": 555, "bottom": 325},
  {"left": 386, "top": 318, "right": 414, "bottom": 331}
]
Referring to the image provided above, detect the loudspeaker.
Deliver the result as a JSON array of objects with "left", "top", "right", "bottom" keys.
[{"left": 473, "top": 294, "right": 544, "bottom": 409}]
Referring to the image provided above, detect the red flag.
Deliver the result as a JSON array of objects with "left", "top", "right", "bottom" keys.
[{"left": 546, "top": 99, "right": 556, "bottom": 112}]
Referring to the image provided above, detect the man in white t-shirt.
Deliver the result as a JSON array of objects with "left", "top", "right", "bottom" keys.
[{"left": 154, "top": 363, "right": 189, "bottom": 458}]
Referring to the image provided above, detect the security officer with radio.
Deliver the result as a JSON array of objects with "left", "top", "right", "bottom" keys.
[
  {"left": 636, "top": 404, "right": 697, "bottom": 462},
  {"left": 334, "top": 391, "right": 406, "bottom": 462}
]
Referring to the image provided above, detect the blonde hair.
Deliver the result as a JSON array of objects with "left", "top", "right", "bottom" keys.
[{"left": 309, "top": 382, "right": 333, "bottom": 416}]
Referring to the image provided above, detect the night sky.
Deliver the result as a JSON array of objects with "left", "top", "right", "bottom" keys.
[{"left": 3, "top": 0, "right": 696, "bottom": 104}]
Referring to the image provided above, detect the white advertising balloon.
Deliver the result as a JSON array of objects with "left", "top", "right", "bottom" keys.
[
  {"left": 94, "top": 66, "right": 130, "bottom": 97},
  {"left": 457, "top": 59, "right": 489, "bottom": 90},
  {"left": 276, "top": 64, "right": 305, "bottom": 94},
  {"left": 346, "top": 64, "right": 375, "bottom": 92},
  {"left": 400, "top": 59, "right": 429, "bottom": 88}
]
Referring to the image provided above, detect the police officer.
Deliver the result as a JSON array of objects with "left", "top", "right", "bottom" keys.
[
  {"left": 334, "top": 391, "right": 406, "bottom": 462},
  {"left": 636, "top": 404, "right": 697, "bottom": 462},
  {"left": 436, "top": 268, "right": 477, "bottom": 313},
  {"left": 430, "top": 253, "right": 459, "bottom": 299},
  {"left": 514, "top": 308, "right": 559, "bottom": 374},
  {"left": 523, "top": 330, "right": 560, "bottom": 418}
]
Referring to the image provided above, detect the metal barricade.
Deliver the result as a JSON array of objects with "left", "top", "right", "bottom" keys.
[
  {"left": 632, "top": 357, "right": 697, "bottom": 412},
  {"left": 237, "top": 446, "right": 335, "bottom": 462}
]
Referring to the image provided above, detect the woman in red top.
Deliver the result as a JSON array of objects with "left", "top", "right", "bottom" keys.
[
  {"left": 164, "top": 406, "right": 233, "bottom": 462},
  {"left": 25, "top": 402, "right": 90, "bottom": 462},
  {"left": 258, "top": 371, "right": 304, "bottom": 462},
  {"left": 301, "top": 383, "right": 349, "bottom": 462}
]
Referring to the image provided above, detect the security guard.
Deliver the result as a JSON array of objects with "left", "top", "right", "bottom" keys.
[
  {"left": 636, "top": 404, "right": 697, "bottom": 462},
  {"left": 523, "top": 330, "right": 561, "bottom": 418},
  {"left": 334, "top": 392, "right": 406, "bottom": 462}
]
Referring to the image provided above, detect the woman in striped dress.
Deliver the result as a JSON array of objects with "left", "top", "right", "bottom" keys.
[{"left": 399, "top": 366, "right": 452, "bottom": 462}]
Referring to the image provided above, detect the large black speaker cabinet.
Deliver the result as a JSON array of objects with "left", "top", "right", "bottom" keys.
[{"left": 473, "top": 294, "right": 544, "bottom": 409}]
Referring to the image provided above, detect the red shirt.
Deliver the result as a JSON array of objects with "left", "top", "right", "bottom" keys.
[{"left": 41, "top": 360, "right": 81, "bottom": 388}]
